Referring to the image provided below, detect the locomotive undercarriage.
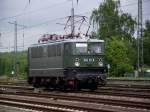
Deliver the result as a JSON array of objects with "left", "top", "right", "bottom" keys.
[{"left": 28, "top": 68, "right": 106, "bottom": 91}]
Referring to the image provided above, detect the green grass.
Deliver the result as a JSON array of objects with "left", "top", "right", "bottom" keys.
[
  {"left": 108, "top": 77, "right": 150, "bottom": 81},
  {"left": 0, "top": 74, "right": 27, "bottom": 83}
]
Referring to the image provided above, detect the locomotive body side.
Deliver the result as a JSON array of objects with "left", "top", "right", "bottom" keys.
[
  {"left": 28, "top": 42, "right": 65, "bottom": 87},
  {"left": 28, "top": 39, "right": 107, "bottom": 90},
  {"left": 29, "top": 43, "right": 64, "bottom": 77}
]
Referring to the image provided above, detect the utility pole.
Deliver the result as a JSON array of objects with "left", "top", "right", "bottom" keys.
[
  {"left": 22, "top": 27, "right": 25, "bottom": 51},
  {"left": 8, "top": 21, "right": 26, "bottom": 77},
  {"left": 57, "top": 0, "right": 89, "bottom": 38},
  {"left": 137, "top": 0, "right": 143, "bottom": 76},
  {"left": 0, "top": 32, "right": 2, "bottom": 47}
]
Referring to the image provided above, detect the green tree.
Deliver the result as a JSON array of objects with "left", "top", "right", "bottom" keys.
[
  {"left": 91, "top": 0, "right": 136, "bottom": 41},
  {"left": 91, "top": 0, "right": 120, "bottom": 39},
  {"left": 90, "top": 0, "right": 137, "bottom": 76},
  {"left": 106, "top": 37, "right": 133, "bottom": 76},
  {"left": 0, "top": 51, "right": 27, "bottom": 78},
  {"left": 143, "top": 20, "right": 150, "bottom": 66}
]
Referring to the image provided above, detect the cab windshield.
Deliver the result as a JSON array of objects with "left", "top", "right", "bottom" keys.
[
  {"left": 88, "top": 43, "right": 102, "bottom": 54},
  {"left": 73, "top": 42, "right": 102, "bottom": 55},
  {"left": 75, "top": 43, "right": 87, "bottom": 54}
]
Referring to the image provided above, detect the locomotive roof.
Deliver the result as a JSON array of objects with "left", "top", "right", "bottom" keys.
[{"left": 30, "top": 38, "right": 104, "bottom": 48}]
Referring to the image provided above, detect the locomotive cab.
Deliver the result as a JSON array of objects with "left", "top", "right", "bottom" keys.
[{"left": 63, "top": 39, "right": 107, "bottom": 90}]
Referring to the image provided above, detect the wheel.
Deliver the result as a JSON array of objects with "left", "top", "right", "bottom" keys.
[
  {"left": 89, "top": 86, "right": 96, "bottom": 92},
  {"left": 89, "top": 79, "right": 98, "bottom": 91},
  {"left": 27, "top": 77, "right": 33, "bottom": 84},
  {"left": 33, "top": 77, "right": 41, "bottom": 88},
  {"left": 73, "top": 79, "right": 81, "bottom": 91},
  {"left": 76, "top": 80, "right": 81, "bottom": 91}
]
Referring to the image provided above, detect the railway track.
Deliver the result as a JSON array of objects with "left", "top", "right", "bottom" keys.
[
  {"left": 0, "top": 83, "right": 150, "bottom": 112},
  {"left": 1, "top": 79, "right": 150, "bottom": 89},
  {"left": 106, "top": 85, "right": 150, "bottom": 91},
  {"left": 0, "top": 80, "right": 27, "bottom": 86},
  {"left": 0, "top": 92, "right": 150, "bottom": 112},
  {"left": 1, "top": 84, "right": 150, "bottom": 99},
  {"left": 1, "top": 84, "right": 150, "bottom": 92},
  {"left": 106, "top": 84, "right": 150, "bottom": 89},
  {"left": 7, "top": 91, "right": 150, "bottom": 109},
  {"left": 94, "top": 89, "right": 150, "bottom": 99},
  {"left": 0, "top": 94, "right": 102, "bottom": 112},
  {"left": 1, "top": 87, "right": 150, "bottom": 111}
]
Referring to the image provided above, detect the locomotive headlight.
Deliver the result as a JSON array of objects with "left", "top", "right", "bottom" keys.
[
  {"left": 75, "top": 58, "right": 79, "bottom": 62},
  {"left": 75, "top": 58, "right": 80, "bottom": 67},
  {"left": 98, "top": 58, "right": 103, "bottom": 66},
  {"left": 98, "top": 62, "right": 103, "bottom": 67},
  {"left": 74, "top": 62, "right": 80, "bottom": 67}
]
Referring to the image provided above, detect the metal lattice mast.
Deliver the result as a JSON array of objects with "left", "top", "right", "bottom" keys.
[
  {"left": 71, "top": 0, "right": 75, "bottom": 35},
  {"left": 140, "top": 0, "right": 143, "bottom": 73},
  {"left": 137, "top": 0, "right": 143, "bottom": 75},
  {"left": 8, "top": 21, "right": 26, "bottom": 76},
  {"left": 14, "top": 21, "right": 17, "bottom": 76},
  {"left": 8, "top": 21, "right": 17, "bottom": 76}
]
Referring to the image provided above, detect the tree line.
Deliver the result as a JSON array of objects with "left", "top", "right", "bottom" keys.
[{"left": 0, "top": 51, "right": 27, "bottom": 78}]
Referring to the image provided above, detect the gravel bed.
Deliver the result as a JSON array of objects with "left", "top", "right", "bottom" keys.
[
  {"left": 107, "top": 80, "right": 150, "bottom": 86},
  {"left": 63, "top": 92, "right": 150, "bottom": 103},
  {"left": 0, "top": 105, "right": 37, "bottom": 112}
]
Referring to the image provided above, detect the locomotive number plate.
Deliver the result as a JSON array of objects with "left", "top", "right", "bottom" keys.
[{"left": 83, "top": 58, "right": 95, "bottom": 62}]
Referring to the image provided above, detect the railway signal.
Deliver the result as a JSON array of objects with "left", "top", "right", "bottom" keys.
[{"left": 8, "top": 21, "right": 26, "bottom": 77}]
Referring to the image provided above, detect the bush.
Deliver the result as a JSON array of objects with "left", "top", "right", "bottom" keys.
[{"left": 105, "top": 37, "right": 133, "bottom": 76}]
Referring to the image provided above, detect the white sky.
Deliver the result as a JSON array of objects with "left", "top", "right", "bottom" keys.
[{"left": 0, "top": 0, "right": 149, "bottom": 52}]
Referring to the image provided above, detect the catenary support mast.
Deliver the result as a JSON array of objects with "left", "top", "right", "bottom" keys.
[{"left": 137, "top": 0, "right": 143, "bottom": 76}]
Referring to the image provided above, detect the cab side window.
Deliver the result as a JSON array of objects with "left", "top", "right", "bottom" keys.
[
  {"left": 31, "top": 47, "right": 43, "bottom": 58},
  {"left": 57, "top": 44, "right": 61, "bottom": 56},
  {"left": 64, "top": 43, "right": 70, "bottom": 56},
  {"left": 48, "top": 45, "right": 56, "bottom": 57}
]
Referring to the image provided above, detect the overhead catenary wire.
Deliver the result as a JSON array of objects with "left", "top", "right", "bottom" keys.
[
  {"left": 0, "top": 1, "right": 68, "bottom": 22},
  {"left": 0, "top": 0, "right": 149, "bottom": 23},
  {"left": 1, "top": 16, "right": 69, "bottom": 36},
  {"left": 0, "top": 27, "right": 65, "bottom": 52},
  {"left": 1, "top": 0, "right": 150, "bottom": 35},
  {"left": 1, "top": 11, "right": 150, "bottom": 38},
  {"left": 1, "top": 11, "right": 92, "bottom": 36},
  {"left": 2, "top": 8, "right": 150, "bottom": 38}
]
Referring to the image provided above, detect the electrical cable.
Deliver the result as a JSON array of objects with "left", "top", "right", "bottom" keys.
[{"left": 0, "top": 1, "right": 68, "bottom": 22}]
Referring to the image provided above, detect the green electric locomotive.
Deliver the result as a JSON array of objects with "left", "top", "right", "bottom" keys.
[{"left": 28, "top": 35, "right": 107, "bottom": 91}]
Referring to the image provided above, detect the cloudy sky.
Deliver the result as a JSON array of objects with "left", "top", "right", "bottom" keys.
[{"left": 0, "top": 0, "right": 149, "bottom": 52}]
